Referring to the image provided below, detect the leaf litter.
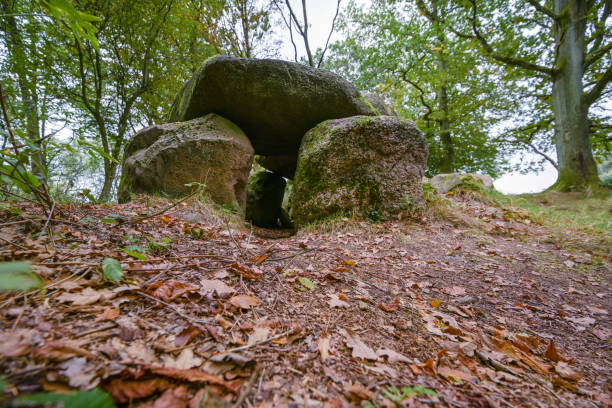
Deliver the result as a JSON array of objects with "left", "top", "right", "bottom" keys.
[{"left": 0, "top": 194, "right": 610, "bottom": 407}]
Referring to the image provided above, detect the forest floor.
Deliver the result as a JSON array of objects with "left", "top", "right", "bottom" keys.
[{"left": 0, "top": 186, "right": 610, "bottom": 407}]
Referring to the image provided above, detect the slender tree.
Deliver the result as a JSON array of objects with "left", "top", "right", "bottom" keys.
[{"left": 448, "top": 0, "right": 610, "bottom": 190}]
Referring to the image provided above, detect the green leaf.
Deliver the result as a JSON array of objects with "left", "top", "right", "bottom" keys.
[
  {"left": 16, "top": 388, "right": 116, "bottom": 408},
  {"left": 298, "top": 277, "right": 315, "bottom": 290},
  {"left": 121, "top": 248, "right": 147, "bottom": 260},
  {"left": 0, "top": 262, "right": 42, "bottom": 292},
  {"left": 101, "top": 258, "right": 123, "bottom": 282},
  {"left": 411, "top": 385, "right": 437, "bottom": 396}
]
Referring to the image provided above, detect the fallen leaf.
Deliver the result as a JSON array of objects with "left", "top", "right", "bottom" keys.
[
  {"left": 544, "top": 340, "right": 566, "bottom": 363},
  {"left": 343, "top": 381, "right": 371, "bottom": 402},
  {"left": 175, "top": 326, "right": 203, "bottom": 348},
  {"left": 200, "top": 279, "right": 235, "bottom": 297},
  {"left": 343, "top": 260, "right": 356, "bottom": 266},
  {"left": 0, "top": 328, "right": 38, "bottom": 357},
  {"left": 248, "top": 327, "right": 270, "bottom": 345},
  {"left": 317, "top": 336, "right": 331, "bottom": 362},
  {"left": 555, "top": 362, "right": 583, "bottom": 381},
  {"left": 327, "top": 293, "right": 349, "bottom": 308},
  {"left": 566, "top": 316, "right": 596, "bottom": 326},
  {"left": 59, "top": 357, "right": 99, "bottom": 388},
  {"left": 447, "top": 286, "right": 466, "bottom": 296},
  {"left": 105, "top": 378, "right": 172, "bottom": 403},
  {"left": 95, "top": 307, "right": 120, "bottom": 322},
  {"left": 377, "top": 348, "right": 411, "bottom": 363},
  {"left": 229, "top": 295, "right": 260, "bottom": 309},
  {"left": 56, "top": 287, "right": 114, "bottom": 306},
  {"left": 342, "top": 329, "right": 378, "bottom": 361},
  {"left": 438, "top": 365, "right": 473, "bottom": 383},
  {"left": 34, "top": 340, "right": 96, "bottom": 361},
  {"left": 379, "top": 297, "right": 400, "bottom": 312},
  {"left": 298, "top": 277, "right": 315, "bottom": 290},
  {"left": 430, "top": 299, "right": 441, "bottom": 308},
  {"left": 147, "top": 280, "right": 199, "bottom": 302},
  {"left": 163, "top": 349, "right": 203, "bottom": 370},
  {"left": 143, "top": 365, "right": 238, "bottom": 394},
  {"left": 147, "top": 386, "right": 189, "bottom": 408}
]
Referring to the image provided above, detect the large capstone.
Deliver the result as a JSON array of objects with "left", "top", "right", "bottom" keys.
[
  {"left": 246, "top": 170, "right": 292, "bottom": 228},
  {"left": 118, "top": 113, "right": 253, "bottom": 213},
  {"left": 291, "top": 116, "right": 428, "bottom": 227},
  {"left": 168, "top": 55, "right": 376, "bottom": 162}
]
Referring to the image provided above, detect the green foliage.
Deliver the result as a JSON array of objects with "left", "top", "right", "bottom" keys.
[
  {"left": 101, "top": 257, "right": 123, "bottom": 282},
  {"left": 0, "top": 262, "right": 42, "bottom": 292},
  {"left": 147, "top": 237, "right": 171, "bottom": 255},
  {"left": 16, "top": 387, "right": 116, "bottom": 408},
  {"left": 298, "top": 277, "right": 315, "bottom": 290},
  {"left": 326, "top": 0, "right": 512, "bottom": 177},
  {"left": 39, "top": 0, "right": 101, "bottom": 49}
]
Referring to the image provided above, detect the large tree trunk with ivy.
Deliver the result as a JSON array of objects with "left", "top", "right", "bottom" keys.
[{"left": 550, "top": 0, "right": 599, "bottom": 190}]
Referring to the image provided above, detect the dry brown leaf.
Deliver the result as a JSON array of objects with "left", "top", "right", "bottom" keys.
[
  {"left": 377, "top": 348, "right": 411, "bottom": 364},
  {"left": 143, "top": 365, "right": 239, "bottom": 394},
  {"left": 200, "top": 279, "right": 235, "bottom": 297},
  {"left": 95, "top": 306, "right": 120, "bottom": 322},
  {"left": 34, "top": 340, "right": 96, "bottom": 361},
  {"left": 343, "top": 381, "right": 372, "bottom": 402},
  {"left": 56, "top": 287, "right": 114, "bottom": 306},
  {"left": 447, "top": 286, "right": 466, "bottom": 296},
  {"left": 175, "top": 326, "right": 203, "bottom": 348},
  {"left": 379, "top": 297, "right": 400, "bottom": 312},
  {"left": 327, "top": 293, "right": 349, "bottom": 308},
  {"left": 544, "top": 340, "right": 566, "bottom": 362},
  {"left": 0, "top": 328, "right": 38, "bottom": 357},
  {"left": 147, "top": 386, "right": 189, "bottom": 408},
  {"left": 147, "top": 280, "right": 199, "bottom": 302},
  {"left": 555, "top": 362, "right": 583, "bottom": 381},
  {"left": 342, "top": 329, "right": 378, "bottom": 361},
  {"left": 58, "top": 357, "right": 99, "bottom": 388},
  {"left": 229, "top": 295, "right": 260, "bottom": 309},
  {"left": 317, "top": 336, "right": 331, "bottom": 362},
  {"left": 438, "top": 365, "right": 474, "bottom": 383},
  {"left": 247, "top": 327, "right": 270, "bottom": 345},
  {"left": 105, "top": 378, "right": 172, "bottom": 403},
  {"left": 162, "top": 349, "right": 203, "bottom": 370}
]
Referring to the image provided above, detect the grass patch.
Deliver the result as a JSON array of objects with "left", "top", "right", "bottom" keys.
[{"left": 503, "top": 190, "right": 611, "bottom": 237}]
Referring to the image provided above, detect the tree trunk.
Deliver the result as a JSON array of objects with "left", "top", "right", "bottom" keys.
[
  {"left": 433, "top": 0, "right": 454, "bottom": 173},
  {"left": 99, "top": 160, "right": 118, "bottom": 201},
  {"left": 550, "top": 0, "right": 599, "bottom": 191}
]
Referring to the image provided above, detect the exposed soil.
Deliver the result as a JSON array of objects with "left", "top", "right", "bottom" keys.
[{"left": 0, "top": 192, "right": 610, "bottom": 407}]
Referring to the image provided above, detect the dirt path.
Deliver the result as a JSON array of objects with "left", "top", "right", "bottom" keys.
[{"left": 0, "top": 194, "right": 609, "bottom": 407}]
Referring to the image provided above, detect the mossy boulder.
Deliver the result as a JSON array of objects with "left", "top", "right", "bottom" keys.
[
  {"left": 246, "top": 170, "right": 292, "bottom": 228},
  {"left": 362, "top": 92, "right": 398, "bottom": 117},
  {"left": 118, "top": 114, "right": 254, "bottom": 213},
  {"left": 430, "top": 173, "right": 494, "bottom": 194},
  {"left": 168, "top": 55, "right": 376, "bottom": 158},
  {"left": 291, "top": 116, "right": 428, "bottom": 227}
]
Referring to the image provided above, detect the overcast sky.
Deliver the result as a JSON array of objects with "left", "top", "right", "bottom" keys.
[{"left": 275, "top": 0, "right": 558, "bottom": 194}]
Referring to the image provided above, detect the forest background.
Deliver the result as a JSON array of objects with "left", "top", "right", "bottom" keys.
[{"left": 0, "top": 0, "right": 610, "bottom": 204}]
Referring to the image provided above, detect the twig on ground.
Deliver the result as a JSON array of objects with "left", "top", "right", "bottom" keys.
[
  {"left": 0, "top": 235, "right": 27, "bottom": 250},
  {"left": 0, "top": 267, "right": 90, "bottom": 308},
  {"left": 41, "top": 199, "right": 55, "bottom": 233},
  {"left": 73, "top": 322, "right": 117, "bottom": 339},
  {"left": 265, "top": 248, "right": 319, "bottom": 262},
  {"left": 232, "top": 366, "right": 261, "bottom": 408},
  {"left": 223, "top": 213, "right": 245, "bottom": 258},
  {"left": 212, "top": 328, "right": 297, "bottom": 357},
  {"left": 11, "top": 293, "right": 27, "bottom": 330},
  {"left": 136, "top": 290, "right": 209, "bottom": 327},
  {"left": 121, "top": 191, "right": 198, "bottom": 224}
]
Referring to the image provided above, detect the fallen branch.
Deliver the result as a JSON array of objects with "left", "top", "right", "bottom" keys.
[
  {"left": 232, "top": 367, "right": 261, "bottom": 408},
  {"left": 120, "top": 191, "right": 198, "bottom": 225},
  {"left": 265, "top": 248, "right": 319, "bottom": 262},
  {"left": 212, "top": 328, "right": 297, "bottom": 358},
  {"left": 136, "top": 290, "right": 209, "bottom": 328}
]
